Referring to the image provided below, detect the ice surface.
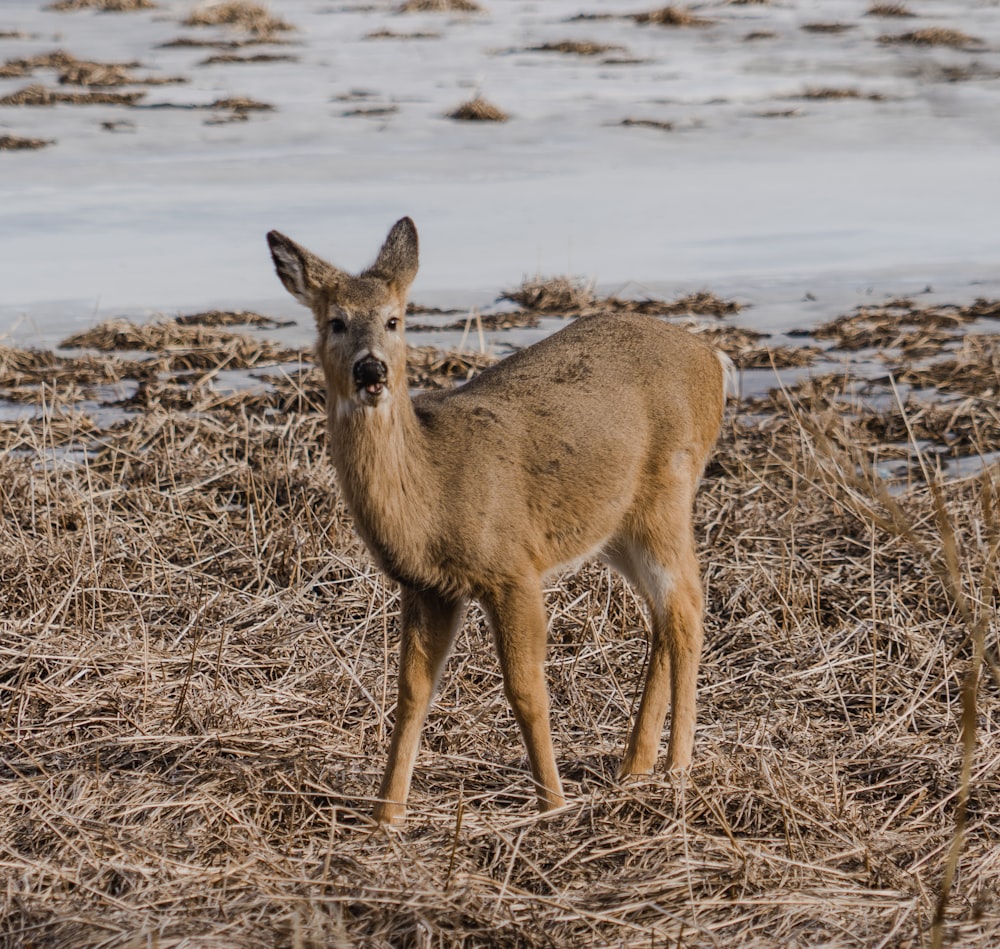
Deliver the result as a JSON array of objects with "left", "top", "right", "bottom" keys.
[{"left": 1, "top": 0, "right": 999, "bottom": 346}]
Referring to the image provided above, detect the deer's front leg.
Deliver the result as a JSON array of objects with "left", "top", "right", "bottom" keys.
[
  {"left": 374, "top": 586, "right": 466, "bottom": 824},
  {"left": 485, "top": 577, "right": 566, "bottom": 813}
]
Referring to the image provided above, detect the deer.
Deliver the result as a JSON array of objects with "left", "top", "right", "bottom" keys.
[{"left": 266, "top": 217, "right": 731, "bottom": 824}]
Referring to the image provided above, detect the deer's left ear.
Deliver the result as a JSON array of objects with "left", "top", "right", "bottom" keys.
[{"left": 365, "top": 217, "right": 419, "bottom": 295}]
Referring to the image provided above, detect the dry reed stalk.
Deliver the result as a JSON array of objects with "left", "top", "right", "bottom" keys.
[{"left": 1, "top": 311, "right": 999, "bottom": 946}]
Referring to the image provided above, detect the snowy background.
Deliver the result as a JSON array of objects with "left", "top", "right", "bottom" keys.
[{"left": 1, "top": 0, "right": 999, "bottom": 345}]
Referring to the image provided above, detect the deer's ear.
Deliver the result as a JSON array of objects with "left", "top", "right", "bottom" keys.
[
  {"left": 364, "top": 217, "right": 419, "bottom": 295},
  {"left": 267, "top": 230, "right": 343, "bottom": 309}
]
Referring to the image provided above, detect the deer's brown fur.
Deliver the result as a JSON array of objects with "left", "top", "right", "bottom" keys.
[{"left": 267, "top": 217, "right": 730, "bottom": 823}]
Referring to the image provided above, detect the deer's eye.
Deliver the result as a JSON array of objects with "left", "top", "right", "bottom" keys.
[
  {"left": 328, "top": 317, "right": 347, "bottom": 334},
  {"left": 386, "top": 317, "right": 400, "bottom": 332}
]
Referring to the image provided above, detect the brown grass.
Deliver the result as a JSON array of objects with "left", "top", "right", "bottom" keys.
[
  {"left": 620, "top": 116, "right": 675, "bottom": 131},
  {"left": 183, "top": 1, "right": 294, "bottom": 37},
  {"left": 631, "top": 6, "right": 714, "bottom": 27},
  {"left": 799, "top": 87, "right": 887, "bottom": 101},
  {"left": 47, "top": 0, "right": 156, "bottom": 10},
  {"left": 159, "top": 35, "right": 286, "bottom": 49},
  {"left": 61, "top": 317, "right": 304, "bottom": 371},
  {"left": 198, "top": 52, "right": 297, "bottom": 64},
  {"left": 447, "top": 96, "right": 508, "bottom": 122},
  {"left": 867, "top": 2, "right": 914, "bottom": 16},
  {"left": 398, "top": 0, "right": 483, "bottom": 11},
  {"left": 0, "top": 84, "right": 146, "bottom": 106},
  {"left": 175, "top": 309, "right": 296, "bottom": 328},
  {"left": 880, "top": 28, "right": 984, "bottom": 48},
  {"left": 1, "top": 308, "right": 998, "bottom": 945},
  {"left": 208, "top": 95, "right": 273, "bottom": 112},
  {"left": 1, "top": 49, "right": 79, "bottom": 78},
  {"left": 59, "top": 61, "right": 185, "bottom": 87},
  {"left": 811, "top": 297, "right": 999, "bottom": 353},
  {"left": 0, "top": 134, "right": 54, "bottom": 150},
  {"left": 364, "top": 29, "right": 441, "bottom": 40},
  {"left": 528, "top": 40, "right": 624, "bottom": 56},
  {"left": 0, "top": 51, "right": 183, "bottom": 87},
  {"left": 499, "top": 277, "right": 743, "bottom": 319},
  {"left": 802, "top": 22, "right": 854, "bottom": 34}
]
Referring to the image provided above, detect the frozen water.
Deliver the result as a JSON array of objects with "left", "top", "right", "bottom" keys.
[{"left": 1, "top": 0, "right": 999, "bottom": 347}]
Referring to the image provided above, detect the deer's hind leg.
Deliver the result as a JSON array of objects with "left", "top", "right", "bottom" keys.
[
  {"left": 606, "top": 502, "right": 705, "bottom": 778},
  {"left": 375, "top": 586, "right": 466, "bottom": 824}
]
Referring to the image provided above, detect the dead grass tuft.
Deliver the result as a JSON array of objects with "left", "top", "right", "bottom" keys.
[
  {"left": 802, "top": 22, "right": 854, "bottom": 34},
  {"left": 620, "top": 116, "right": 675, "bottom": 131},
  {"left": 60, "top": 317, "right": 304, "bottom": 371},
  {"left": 502, "top": 275, "right": 597, "bottom": 311},
  {"left": 183, "top": 0, "right": 294, "bottom": 37},
  {"left": 447, "top": 95, "right": 508, "bottom": 121},
  {"left": 208, "top": 95, "right": 273, "bottom": 112},
  {"left": 0, "top": 134, "right": 54, "bottom": 150},
  {"left": 799, "top": 87, "right": 886, "bottom": 101},
  {"left": 365, "top": 29, "right": 441, "bottom": 40},
  {"left": 175, "top": 309, "right": 295, "bottom": 328},
  {"left": 631, "top": 5, "right": 713, "bottom": 27},
  {"left": 47, "top": 0, "right": 156, "bottom": 10},
  {"left": 0, "top": 83, "right": 146, "bottom": 105},
  {"left": 691, "top": 325, "right": 821, "bottom": 369},
  {"left": 500, "top": 277, "right": 743, "bottom": 320},
  {"left": 529, "top": 40, "right": 624, "bottom": 56},
  {"left": 398, "top": 0, "right": 484, "bottom": 11},
  {"left": 0, "top": 51, "right": 183, "bottom": 87},
  {"left": 1, "top": 49, "right": 79, "bottom": 78},
  {"left": 811, "top": 297, "right": 999, "bottom": 354},
  {"left": 198, "top": 51, "right": 297, "bottom": 63},
  {"left": 59, "top": 60, "right": 185, "bottom": 86},
  {"left": 880, "top": 27, "right": 984, "bottom": 48},
  {"left": 867, "top": 2, "right": 914, "bottom": 16}
]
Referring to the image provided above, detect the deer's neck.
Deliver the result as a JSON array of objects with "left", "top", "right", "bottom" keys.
[{"left": 328, "top": 394, "right": 440, "bottom": 589}]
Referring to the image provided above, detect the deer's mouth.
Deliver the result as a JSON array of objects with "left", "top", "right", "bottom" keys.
[{"left": 353, "top": 356, "right": 389, "bottom": 402}]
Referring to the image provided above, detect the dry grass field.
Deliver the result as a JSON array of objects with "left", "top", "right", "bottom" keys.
[{"left": 0, "top": 301, "right": 998, "bottom": 947}]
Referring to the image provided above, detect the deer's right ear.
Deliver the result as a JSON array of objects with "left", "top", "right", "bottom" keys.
[{"left": 267, "top": 230, "right": 328, "bottom": 309}]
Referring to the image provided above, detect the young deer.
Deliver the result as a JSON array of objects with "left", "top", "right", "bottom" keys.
[{"left": 267, "top": 218, "right": 730, "bottom": 824}]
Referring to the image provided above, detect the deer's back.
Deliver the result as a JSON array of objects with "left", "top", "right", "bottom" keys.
[{"left": 410, "top": 314, "right": 725, "bottom": 577}]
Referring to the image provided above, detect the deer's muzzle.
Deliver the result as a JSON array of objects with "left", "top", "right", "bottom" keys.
[{"left": 353, "top": 355, "right": 389, "bottom": 399}]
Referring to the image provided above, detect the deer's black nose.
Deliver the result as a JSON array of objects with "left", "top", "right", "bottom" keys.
[{"left": 353, "top": 356, "right": 388, "bottom": 392}]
